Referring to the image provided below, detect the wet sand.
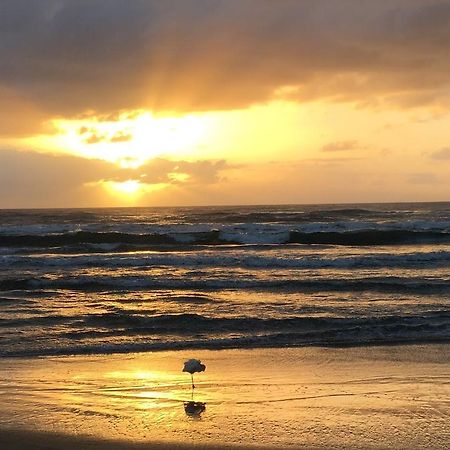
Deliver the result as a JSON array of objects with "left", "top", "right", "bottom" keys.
[
  {"left": 0, "top": 429, "right": 275, "bottom": 450},
  {"left": 0, "top": 345, "right": 449, "bottom": 449}
]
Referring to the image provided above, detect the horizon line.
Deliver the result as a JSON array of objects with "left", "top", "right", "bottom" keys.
[{"left": 1, "top": 199, "right": 450, "bottom": 212}]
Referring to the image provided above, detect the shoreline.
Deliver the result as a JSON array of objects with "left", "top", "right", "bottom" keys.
[{"left": 3, "top": 338, "right": 449, "bottom": 360}]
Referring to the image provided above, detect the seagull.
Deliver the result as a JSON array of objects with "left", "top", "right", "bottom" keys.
[{"left": 182, "top": 359, "right": 206, "bottom": 389}]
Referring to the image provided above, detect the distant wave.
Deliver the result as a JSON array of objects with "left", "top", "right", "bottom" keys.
[
  {"left": 177, "top": 208, "right": 382, "bottom": 224},
  {"left": 1, "top": 274, "right": 450, "bottom": 294},
  {"left": 287, "top": 230, "right": 450, "bottom": 245},
  {"left": 3, "top": 249, "right": 450, "bottom": 270},
  {"left": 1, "top": 228, "right": 450, "bottom": 248},
  {"left": 0, "top": 231, "right": 183, "bottom": 247}
]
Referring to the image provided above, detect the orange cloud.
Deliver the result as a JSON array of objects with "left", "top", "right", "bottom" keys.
[
  {"left": 431, "top": 147, "right": 450, "bottom": 160},
  {"left": 110, "top": 132, "right": 132, "bottom": 143},
  {"left": 321, "top": 141, "right": 360, "bottom": 152},
  {"left": 0, "top": 87, "right": 51, "bottom": 137},
  {"left": 77, "top": 127, "right": 132, "bottom": 144},
  {"left": 0, "top": 148, "right": 232, "bottom": 207}
]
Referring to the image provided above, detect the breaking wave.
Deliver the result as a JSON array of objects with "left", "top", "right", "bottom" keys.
[
  {"left": 1, "top": 274, "right": 450, "bottom": 294},
  {"left": 1, "top": 228, "right": 450, "bottom": 249},
  {"left": 2, "top": 249, "right": 450, "bottom": 270},
  {"left": 1, "top": 311, "right": 448, "bottom": 357}
]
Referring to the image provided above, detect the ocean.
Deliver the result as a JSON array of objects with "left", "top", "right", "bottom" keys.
[{"left": 0, "top": 203, "right": 449, "bottom": 358}]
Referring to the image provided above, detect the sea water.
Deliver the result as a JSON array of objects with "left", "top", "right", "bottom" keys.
[{"left": 0, "top": 203, "right": 449, "bottom": 357}]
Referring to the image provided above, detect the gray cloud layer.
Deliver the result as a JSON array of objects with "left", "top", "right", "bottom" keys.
[{"left": 1, "top": 0, "right": 450, "bottom": 135}]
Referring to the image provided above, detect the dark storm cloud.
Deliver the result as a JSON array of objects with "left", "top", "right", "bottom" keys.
[{"left": 1, "top": 0, "right": 450, "bottom": 135}]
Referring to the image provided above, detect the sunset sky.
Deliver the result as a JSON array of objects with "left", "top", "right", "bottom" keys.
[{"left": 1, "top": 0, "right": 450, "bottom": 208}]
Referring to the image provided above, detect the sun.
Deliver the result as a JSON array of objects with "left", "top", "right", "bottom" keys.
[
  {"left": 101, "top": 179, "right": 169, "bottom": 202},
  {"left": 31, "top": 110, "right": 211, "bottom": 168},
  {"left": 107, "top": 180, "right": 142, "bottom": 195}
]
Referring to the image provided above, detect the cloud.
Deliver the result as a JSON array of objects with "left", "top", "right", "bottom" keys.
[
  {"left": 0, "top": 148, "right": 117, "bottom": 206},
  {"left": 430, "top": 147, "right": 450, "bottom": 160},
  {"left": 84, "top": 133, "right": 104, "bottom": 144},
  {"left": 1, "top": 0, "right": 450, "bottom": 136},
  {"left": 0, "top": 87, "right": 53, "bottom": 137},
  {"left": 170, "top": 160, "right": 231, "bottom": 184},
  {"left": 135, "top": 158, "right": 232, "bottom": 185},
  {"left": 407, "top": 172, "right": 438, "bottom": 184},
  {"left": 80, "top": 128, "right": 133, "bottom": 144},
  {"left": 0, "top": 148, "right": 232, "bottom": 207},
  {"left": 110, "top": 132, "right": 132, "bottom": 143},
  {"left": 321, "top": 140, "right": 360, "bottom": 152}
]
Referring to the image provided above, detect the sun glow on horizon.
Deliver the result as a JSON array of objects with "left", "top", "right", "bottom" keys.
[
  {"left": 107, "top": 180, "right": 142, "bottom": 195},
  {"left": 100, "top": 179, "right": 169, "bottom": 201}
]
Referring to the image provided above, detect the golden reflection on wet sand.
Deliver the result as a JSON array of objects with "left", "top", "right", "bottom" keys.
[{"left": 0, "top": 346, "right": 449, "bottom": 449}]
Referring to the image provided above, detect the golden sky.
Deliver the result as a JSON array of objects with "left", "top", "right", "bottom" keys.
[{"left": 1, "top": 0, "right": 450, "bottom": 207}]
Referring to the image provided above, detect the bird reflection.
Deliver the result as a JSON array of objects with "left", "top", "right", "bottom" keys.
[{"left": 184, "top": 400, "right": 206, "bottom": 417}]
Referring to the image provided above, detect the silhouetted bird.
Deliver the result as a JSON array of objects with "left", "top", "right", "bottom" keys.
[{"left": 182, "top": 359, "right": 206, "bottom": 389}]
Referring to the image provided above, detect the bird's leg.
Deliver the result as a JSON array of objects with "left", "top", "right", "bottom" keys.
[{"left": 191, "top": 373, "right": 195, "bottom": 389}]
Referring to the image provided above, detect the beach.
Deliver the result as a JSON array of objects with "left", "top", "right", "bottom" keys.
[
  {"left": 1, "top": 345, "right": 449, "bottom": 449},
  {"left": 2, "top": 0, "right": 450, "bottom": 445}
]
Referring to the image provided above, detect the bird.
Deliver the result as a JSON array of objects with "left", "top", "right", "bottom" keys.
[{"left": 182, "top": 359, "right": 206, "bottom": 389}]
